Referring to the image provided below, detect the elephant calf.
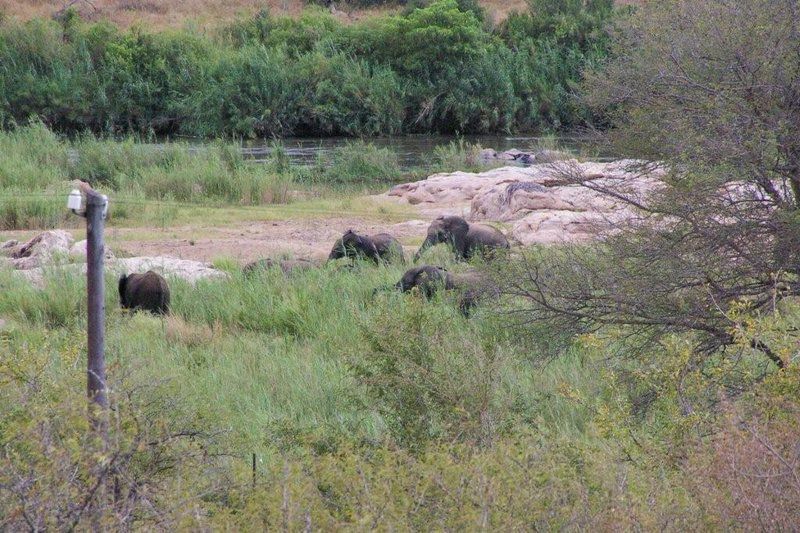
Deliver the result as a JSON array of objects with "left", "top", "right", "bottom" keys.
[
  {"left": 328, "top": 230, "right": 405, "bottom": 265},
  {"left": 394, "top": 265, "right": 499, "bottom": 316},
  {"left": 244, "top": 258, "right": 317, "bottom": 276},
  {"left": 414, "top": 216, "right": 509, "bottom": 262},
  {"left": 119, "top": 271, "right": 170, "bottom": 315}
]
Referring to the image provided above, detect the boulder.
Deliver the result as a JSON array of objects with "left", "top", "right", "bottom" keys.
[
  {"left": 533, "top": 149, "right": 571, "bottom": 164},
  {"left": 112, "top": 257, "right": 227, "bottom": 284},
  {"left": 385, "top": 166, "right": 533, "bottom": 217},
  {"left": 382, "top": 160, "right": 665, "bottom": 245},
  {"left": 69, "top": 239, "right": 116, "bottom": 261},
  {"left": 6, "top": 230, "right": 74, "bottom": 269},
  {"left": 498, "top": 149, "right": 523, "bottom": 161},
  {"left": 14, "top": 256, "right": 227, "bottom": 289}
]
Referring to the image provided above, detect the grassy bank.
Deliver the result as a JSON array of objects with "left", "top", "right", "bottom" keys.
[
  {"left": 0, "top": 0, "right": 617, "bottom": 137},
  {"left": 0, "top": 259, "right": 797, "bottom": 528},
  {"left": 0, "top": 123, "right": 490, "bottom": 230}
]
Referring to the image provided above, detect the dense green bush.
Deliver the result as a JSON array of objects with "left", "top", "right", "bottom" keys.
[{"left": 0, "top": 0, "right": 620, "bottom": 137}]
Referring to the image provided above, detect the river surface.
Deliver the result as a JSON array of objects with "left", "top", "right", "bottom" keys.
[{"left": 236, "top": 134, "right": 610, "bottom": 169}]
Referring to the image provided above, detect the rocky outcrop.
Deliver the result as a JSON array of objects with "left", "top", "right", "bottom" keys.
[
  {"left": 1, "top": 230, "right": 74, "bottom": 269},
  {"left": 69, "top": 239, "right": 116, "bottom": 261},
  {"left": 2, "top": 231, "right": 226, "bottom": 288},
  {"left": 113, "top": 257, "right": 227, "bottom": 284},
  {"left": 383, "top": 160, "right": 665, "bottom": 245},
  {"left": 13, "top": 256, "right": 227, "bottom": 289}
]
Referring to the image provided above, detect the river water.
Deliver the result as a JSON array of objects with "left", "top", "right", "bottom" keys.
[{"left": 238, "top": 134, "right": 609, "bottom": 170}]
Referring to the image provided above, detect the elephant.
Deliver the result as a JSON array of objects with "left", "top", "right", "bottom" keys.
[
  {"left": 414, "top": 216, "right": 509, "bottom": 262},
  {"left": 394, "top": 265, "right": 453, "bottom": 298},
  {"left": 392, "top": 265, "right": 499, "bottom": 316},
  {"left": 244, "top": 258, "right": 317, "bottom": 276},
  {"left": 448, "top": 270, "right": 501, "bottom": 316},
  {"left": 328, "top": 230, "right": 405, "bottom": 264},
  {"left": 118, "top": 271, "right": 170, "bottom": 315}
]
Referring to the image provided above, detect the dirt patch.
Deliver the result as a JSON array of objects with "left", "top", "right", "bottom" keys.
[{"left": 110, "top": 216, "right": 429, "bottom": 265}]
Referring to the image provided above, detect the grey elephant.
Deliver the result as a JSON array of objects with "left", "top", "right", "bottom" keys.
[
  {"left": 119, "top": 271, "right": 170, "bottom": 315},
  {"left": 393, "top": 265, "right": 499, "bottom": 316},
  {"left": 244, "top": 258, "right": 317, "bottom": 276},
  {"left": 414, "top": 216, "right": 509, "bottom": 261},
  {"left": 328, "top": 229, "right": 405, "bottom": 264},
  {"left": 394, "top": 265, "right": 453, "bottom": 298}
]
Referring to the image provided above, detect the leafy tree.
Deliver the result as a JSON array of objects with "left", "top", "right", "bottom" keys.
[{"left": 500, "top": 0, "right": 800, "bottom": 406}]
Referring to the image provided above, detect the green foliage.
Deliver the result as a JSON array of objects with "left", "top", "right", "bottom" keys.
[
  {"left": 431, "top": 138, "right": 496, "bottom": 172},
  {"left": 298, "top": 52, "right": 405, "bottom": 136},
  {"left": 326, "top": 141, "right": 403, "bottom": 184},
  {"left": 0, "top": 126, "right": 297, "bottom": 229},
  {"left": 182, "top": 45, "right": 303, "bottom": 138},
  {"left": 0, "top": 328, "right": 221, "bottom": 529},
  {"left": 0, "top": 194, "right": 71, "bottom": 230},
  {"left": 2, "top": 0, "right": 799, "bottom": 525},
  {"left": 352, "top": 297, "right": 521, "bottom": 450},
  {"left": 498, "top": 0, "right": 619, "bottom": 127},
  {"left": 524, "top": 0, "right": 616, "bottom": 48},
  {"left": 0, "top": 251, "right": 798, "bottom": 527},
  {"left": 0, "top": 0, "right": 618, "bottom": 136}
]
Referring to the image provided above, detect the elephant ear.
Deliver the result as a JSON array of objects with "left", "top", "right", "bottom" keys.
[
  {"left": 445, "top": 217, "right": 470, "bottom": 257},
  {"left": 328, "top": 237, "right": 346, "bottom": 260}
]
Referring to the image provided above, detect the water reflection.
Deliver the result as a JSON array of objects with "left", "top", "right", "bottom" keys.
[{"left": 240, "top": 134, "right": 610, "bottom": 169}]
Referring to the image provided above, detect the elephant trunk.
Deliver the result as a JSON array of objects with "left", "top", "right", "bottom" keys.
[
  {"left": 414, "top": 236, "right": 434, "bottom": 262},
  {"left": 451, "top": 229, "right": 469, "bottom": 260}
]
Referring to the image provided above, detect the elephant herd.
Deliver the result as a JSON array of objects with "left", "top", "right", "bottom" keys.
[{"left": 118, "top": 215, "right": 510, "bottom": 317}]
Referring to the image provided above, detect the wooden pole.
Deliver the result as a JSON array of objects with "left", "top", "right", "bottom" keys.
[
  {"left": 80, "top": 182, "right": 108, "bottom": 433},
  {"left": 75, "top": 181, "right": 110, "bottom": 527}
]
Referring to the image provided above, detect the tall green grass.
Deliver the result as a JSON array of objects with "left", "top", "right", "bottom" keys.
[
  {"left": 324, "top": 141, "right": 403, "bottom": 185},
  {"left": 0, "top": 124, "right": 302, "bottom": 228},
  {"left": 0, "top": 123, "right": 294, "bottom": 203},
  {"left": 0, "top": 260, "right": 548, "bottom": 452},
  {"left": 0, "top": 124, "right": 506, "bottom": 229},
  {"left": 0, "top": 255, "right": 796, "bottom": 527}
]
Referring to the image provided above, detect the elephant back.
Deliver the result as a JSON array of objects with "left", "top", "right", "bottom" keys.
[
  {"left": 370, "top": 233, "right": 405, "bottom": 264},
  {"left": 449, "top": 269, "right": 499, "bottom": 315},
  {"left": 465, "top": 223, "right": 510, "bottom": 259},
  {"left": 329, "top": 230, "right": 381, "bottom": 263},
  {"left": 396, "top": 266, "right": 451, "bottom": 298},
  {"left": 119, "top": 270, "right": 170, "bottom": 315}
]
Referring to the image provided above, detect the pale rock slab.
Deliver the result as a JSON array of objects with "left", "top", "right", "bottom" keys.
[{"left": 382, "top": 160, "right": 665, "bottom": 245}]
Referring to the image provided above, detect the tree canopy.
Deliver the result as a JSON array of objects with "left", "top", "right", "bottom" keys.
[{"left": 501, "top": 0, "right": 800, "bottom": 399}]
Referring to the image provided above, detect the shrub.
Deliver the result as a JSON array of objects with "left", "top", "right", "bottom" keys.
[
  {"left": 0, "top": 338, "right": 222, "bottom": 530},
  {"left": 0, "top": 125, "right": 296, "bottom": 207},
  {"left": 326, "top": 141, "right": 402, "bottom": 184},
  {"left": 351, "top": 296, "right": 520, "bottom": 450},
  {"left": 297, "top": 52, "right": 405, "bottom": 136},
  {"left": 181, "top": 45, "right": 304, "bottom": 138},
  {"left": 0, "top": 195, "right": 72, "bottom": 230}
]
